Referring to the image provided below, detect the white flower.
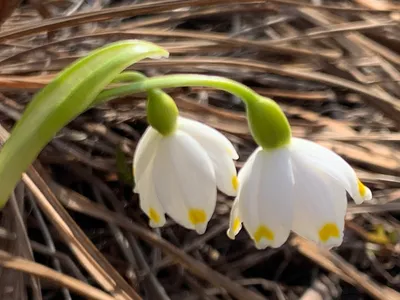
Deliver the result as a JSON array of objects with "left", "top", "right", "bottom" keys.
[
  {"left": 133, "top": 117, "right": 239, "bottom": 234},
  {"left": 227, "top": 137, "right": 372, "bottom": 249}
]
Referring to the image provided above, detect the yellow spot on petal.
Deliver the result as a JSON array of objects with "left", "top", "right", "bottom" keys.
[
  {"left": 232, "top": 175, "right": 239, "bottom": 191},
  {"left": 226, "top": 147, "right": 233, "bottom": 156},
  {"left": 188, "top": 209, "right": 207, "bottom": 225},
  {"left": 149, "top": 208, "right": 160, "bottom": 224},
  {"left": 318, "top": 223, "right": 340, "bottom": 242},
  {"left": 232, "top": 217, "right": 241, "bottom": 233},
  {"left": 132, "top": 167, "right": 135, "bottom": 176},
  {"left": 358, "top": 179, "right": 366, "bottom": 197},
  {"left": 254, "top": 225, "right": 274, "bottom": 242}
]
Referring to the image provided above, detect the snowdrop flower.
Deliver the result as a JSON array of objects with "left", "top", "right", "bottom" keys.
[
  {"left": 133, "top": 89, "right": 238, "bottom": 234},
  {"left": 227, "top": 97, "right": 372, "bottom": 249}
]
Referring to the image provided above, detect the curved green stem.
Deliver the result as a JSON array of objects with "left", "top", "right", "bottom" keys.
[
  {"left": 111, "top": 71, "right": 147, "bottom": 84},
  {"left": 98, "top": 72, "right": 291, "bottom": 149},
  {"left": 113, "top": 71, "right": 179, "bottom": 136},
  {"left": 95, "top": 74, "right": 260, "bottom": 105}
]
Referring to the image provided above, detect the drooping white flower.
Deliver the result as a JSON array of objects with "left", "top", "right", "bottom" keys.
[
  {"left": 134, "top": 117, "right": 239, "bottom": 234},
  {"left": 227, "top": 137, "right": 372, "bottom": 249}
]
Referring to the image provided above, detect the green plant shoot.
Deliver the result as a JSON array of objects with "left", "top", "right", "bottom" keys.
[
  {"left": 96, "top": 74, "right": 292, "bottom": 149},
  {"left": 0, "top": 40, "right": 168, "bottom": 208}
]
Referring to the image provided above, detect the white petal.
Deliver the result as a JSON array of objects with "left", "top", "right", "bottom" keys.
[
  {"left": 290, "top": 138, "right": 372, "bottom": 204},
  {"left": 133, "top": 127, "right": 162, "bottom": 192},
  {"left": 226, "top": 149, "right": 261, "bottom": 239},
  {"left": 227, "top": 198, "right": 242, "bottom": 239},
  {"left": 238, "top": 148, "right": 294, "bottom": 249},
  {"left": 152, "top": 131, "right": 216, "bottom": 234},
  {"left": 178, "top": 117, "right": 239, "bottom": 159},
  {"left": 291, "top": 154, "right": 346, "bottom": 248},
  {"left": 238, "top": 147, "right": 261, "bottom": 185},
  {"left": 178, "top": 117, "right": 238, "bottom": 196},
  {"left": 204, "top": 148, "right": 238, "bottom": 196},
  {"left": 137, "top": 166, "right": 166, "bottom": 228}
]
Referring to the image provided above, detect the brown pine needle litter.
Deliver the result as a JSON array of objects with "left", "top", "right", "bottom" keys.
[{"left": 0, "top": 0, "right": 399, "bottom": 299}]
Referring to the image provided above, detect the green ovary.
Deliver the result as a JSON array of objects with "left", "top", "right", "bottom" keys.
[
  {"left": 246, "top": 97, "right": 291, "bottom": 150},
  {"left": 146, "top": 89, "right": 179, "bottom": 136}
]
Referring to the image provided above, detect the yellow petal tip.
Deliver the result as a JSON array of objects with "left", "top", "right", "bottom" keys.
[
  {"left": 188, "top": 209, "right": 207, "bottom": 225},
  {"left": 226, "top": 147, "right": 233, "bottom": 156},
  {"left": 357, "top": 179, "right": 366, "bottom": 197},
  {"left": 232, "top": 216, "right": 241, "bottom": 233},
  {"left": 149, "top": 207, "right": 160, "bottom": 224},
  {"left": 231, "top": 175, "right": 239, "bottom": 191},
  {"left": 318, "top": 223, "right": 340, "bottom": 242},
  {"left": 254, "top": 225, "right": 274, "bottom": 243}
]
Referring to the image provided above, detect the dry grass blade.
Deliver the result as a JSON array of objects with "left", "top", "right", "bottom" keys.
[
  {"left": 268, "top": 0, "right": 399, "bottom": 11},
  {"left": 0, "top": 0, "right": 21, "bottom": 26},
  {"left": 0, "top": 250, "right": 115, "bottom": 300},
  {"left": 51, "top": 182, "right": 265, "bottom": 300},
  {"left": 135, "top": 58, "right": 400, "bottom": 128},
  {"left": 0, "top": 0, "right": 264, "bottom": 42},
  {"left": 291, "top": 236, "right": 400, "bottom": 300},
  {"left": 0, "top": 26, "right": 341, "bottom": 65},
  {"left": 118, "top": 28, "right": 341, "bottom": 59},
  {"left": 8, "top": 193, "right": 42, "bottom": 300},
  {"left": 2, "top": 50, "right": 400, "bottom": 126},
  {"left": 267, "top": 20, "right": 397, "bottom": 45},
  {"left": 24, "top": 167, "right": 141, "bottom": 300},
  {"left": 0, "top": 193, "right": 25, "bottom": 300},
  {"left": 0, "top": 125, "right": 140, "bottom": 300}
]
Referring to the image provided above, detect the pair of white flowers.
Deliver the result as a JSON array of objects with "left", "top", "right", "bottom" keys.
[{"left": 133, "top": 117, "right": 371, "bottom": 248}]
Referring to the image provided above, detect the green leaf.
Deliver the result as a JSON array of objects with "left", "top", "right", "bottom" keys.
[{"left": 0, "top": 40, "right": 168, "bottom": 208}]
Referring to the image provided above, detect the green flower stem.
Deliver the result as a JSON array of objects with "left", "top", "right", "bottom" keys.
[
  {"left": 112, "top": 71, "right": 147, "bottom": 83},
  {"left": 112, "top": 72, "right": 179, "bottom": 136},
  {"left": 95, "top": 74, "right": 292, "bottom": 149},
  {"left": 95, "top": 74, "right": 260, "bottom": 105}
]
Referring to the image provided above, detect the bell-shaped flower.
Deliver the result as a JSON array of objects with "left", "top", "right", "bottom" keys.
[
  {"left": 134, "top": 116, "right": 239, "bottom": 234},
  {"left": 227, "top": 137, "right": 372, "bottom": 249}
]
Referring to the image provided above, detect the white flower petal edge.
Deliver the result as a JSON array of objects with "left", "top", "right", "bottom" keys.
[
  {"left": 291, "top": 154, "right": 346, "bottom": 248},
  {"left": 227, "top": 198, "right": 242, "bottom": 239},
  {"left": 178, "top": 117, "right": 239, "bottom": 159},
  {"left": 133, "top": 127, "right": 161, "bottom": 193},
  {"left": 133, "top": 117, "right": 239, "bottom": 233},
  {"left": 290, "top": 138, "right": 372, "bottom": 204},
  {"left": 236, "top": 148, "right": 294, "bottom": 249},
  {"left": 228, "top": 138, "right": 372, "bottom": 249},
  {"left": 178, "top": 117, "right": 239, "bottom": 196},
  {"left": 152, "top": 131, "right": 216, "bottom": 234},
  {"left": 226, "top": 148, "right": 259, "bottom": 239},
  {"left": 138, "top": 165, "right": 166, "bottom": 228}
]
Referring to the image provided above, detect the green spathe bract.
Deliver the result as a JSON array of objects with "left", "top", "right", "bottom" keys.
[
  {"left": 0, "top": 40, "right": 168, "bottom": 209},
  {"left": 246, "top": 97, "right": 291, "bottom": 149}
]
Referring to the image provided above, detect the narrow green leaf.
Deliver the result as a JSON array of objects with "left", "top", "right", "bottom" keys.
[{"left": 0, "top": 40, "right": 168, "bottom": 208}]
